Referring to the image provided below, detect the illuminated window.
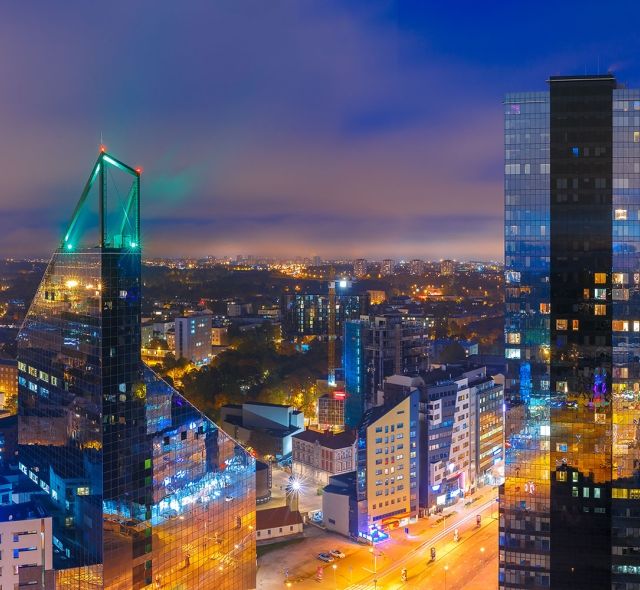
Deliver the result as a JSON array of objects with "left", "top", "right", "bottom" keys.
[
  {"left": 556, "top": 471, "right": 567, "bottom": 482},
  {"left": 615, "top": 209, "right": 628, "bottom": 220},
  {"left": 572, "top": 472, "right": 579, "bottom": 483},
  {"left": 634, "top": 131, "right": 640, "bottom": 143},
  {"left": 583, "top": 288, "right": 590, "bottom": 300},
  {"left": 594, "top": 488, "right": 601, "bottom": 499},
  {"left": 612, "top": 488, "right": 629, "bottom": 499},
  {"left": 594, "top": 304, "right": 606, "bottom": 316},
  {"left": 505, "top": 349, "right": 521, "bottom": 359},
  {"left": 556, "top": 381, "right": 568, "bottom": 393},
  {"left": 539, "top": 303, "right": 550, "bottom": 314},
  {"left": 506, "top": 333, "right": 521, "bottom": 344},
  {"left": 613, "top": 320, "right": 629, "bottom": 331},
  {"left": 572, "top": 487, "right": 579, "bottom": 497},
  {"left": 572, "top": 320, "right": 579, "bottom": 331},
  {"left": 594, "top": 273, "right": 607, "bottom": 284},
  {"left": 613, "top": 273, "right": 628, "bottom": 285},
  {"left": 556, "top": 319, "right": 568, "bottom": 330},
  {"left": 634, "top": 321, "right": 640, "bottom": 332},
  {"left": 594, "top": 288, "right": 606, "bottom": 300},
  {"left": 631, "top": 489, "right": 640, "bottom": 500}
]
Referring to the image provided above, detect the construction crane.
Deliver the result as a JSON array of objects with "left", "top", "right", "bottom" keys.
[{"left": 327, "top": 267, "right": 337, "bottom": 386}]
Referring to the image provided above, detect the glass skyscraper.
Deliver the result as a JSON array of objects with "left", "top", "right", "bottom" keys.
[
  {"left": 15, "top": 152, "right": 256, "bottom": 589},
  {"left": 502, "top": 74, "right": 640, "bottom": 589}
]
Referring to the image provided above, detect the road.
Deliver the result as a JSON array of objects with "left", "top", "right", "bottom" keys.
[{"left": 257, "top": 485, "right": 499, "bottom": 590}]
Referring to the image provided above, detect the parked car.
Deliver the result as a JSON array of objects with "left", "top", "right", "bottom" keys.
[
  {"left": 329, "top": 549, "right": 345, "bottom": 559},
  {"left": 317, "top": 552, "right": 335, "bottom": 563}
]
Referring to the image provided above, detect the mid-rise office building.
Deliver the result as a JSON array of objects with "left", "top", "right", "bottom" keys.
[
  {"left": 355, "top": 390, "right": 419, "bottom": 543},
  {"left": 343, "top": 315, "right": 430, "bottom": 428},
  {"left": 317, "top": 390, "right": 346, "bottom": 431},
  {"left": 14, "top": 151, "right": 256, "bottom": 589},
  {"left": 0, "top": 501, "right": 54, "bottom": 589},
  {"left": 383, "top": 366, "right": 504, "bottom": 513},
  {"left": 502, "top": 74, "right": 640, "bottom": 589},
  {"left": 281, "top": 282, "right": 368, "bottom": 337},
  {"left": 175, "top": 313, "right": 211, "bottom": 365}
]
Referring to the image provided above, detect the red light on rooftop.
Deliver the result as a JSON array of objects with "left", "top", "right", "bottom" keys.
[
  {"left": 99, "top": 144, "right": 107, "bottom": 153},
  {"left": 136, "top": 167, "right": 143, "bottom": 174}
]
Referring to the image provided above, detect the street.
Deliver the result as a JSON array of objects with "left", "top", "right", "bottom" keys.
[{"left": 257, "top": 485, "right": 499, "bottom": 589}]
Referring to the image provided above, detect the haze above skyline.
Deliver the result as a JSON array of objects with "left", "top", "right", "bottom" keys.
[{"left": 2, "top": 1, "right": 640, "bottom": 259}]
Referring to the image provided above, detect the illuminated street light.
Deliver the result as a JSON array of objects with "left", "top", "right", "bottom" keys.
[{"left": 444, "top": 564, "right": 449, "bottom": 590}]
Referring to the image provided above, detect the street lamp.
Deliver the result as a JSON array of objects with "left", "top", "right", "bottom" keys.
[
  {"left": 332, "top": 563, "right": 337, "bottom": 589},
  {"left": 369, "top": 547, "right": 381, "bottom": 574},
  {"left": 444, "top": 564, "right": 449, "bottom": 590},
  {"left": 480, "top": 546, "right": 486, "bottom": 566}
]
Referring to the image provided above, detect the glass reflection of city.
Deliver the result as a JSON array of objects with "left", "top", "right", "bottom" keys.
[{"left": 15, "top": 151, "right": 256, "bottom": 589}]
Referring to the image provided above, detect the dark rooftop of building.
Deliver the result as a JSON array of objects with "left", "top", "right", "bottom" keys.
[
  {"left": 293, "top": 428, "right": 356, "bottom": 449},
  {"left": 0, "top": 500, "right": 48, "bottom": 521},
  {"left": 256, "top": 505, "right": 303, "bottom": 530}
]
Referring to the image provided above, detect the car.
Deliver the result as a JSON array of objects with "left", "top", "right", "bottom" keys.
[
  {"left": 225, "top": 495, "right": 234, "bottom": 502},
  {"left": 329, "top": 549, "right": 345, "bottom": 559},
  {"left": 317, "top": 552, "right": 335, "bottom": 563}
]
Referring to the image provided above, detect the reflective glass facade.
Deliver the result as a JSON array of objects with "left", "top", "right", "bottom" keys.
[
  {"left": 14, "top": 152, "right": 256, "bottom": 589},
  {"left": 501, "top": 75, "right": 640, "bottom": 590}
]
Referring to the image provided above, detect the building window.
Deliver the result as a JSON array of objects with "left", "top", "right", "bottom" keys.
[
  {"left": 556, "top": 320, "right": 568, "bottom": 331},
  {"left": 594, "top": 273, "right": 607, "bottom": 284},
  {"left": 594, "top": 304, "right": 606, "bottom": 316},
  {"left": 539, "top": 303, "right": 550, "bottom": 314},
  {"left": 556, "top": 471, "right": 567, "bottom": 482},
  {"left": 572, "top": 319, "right": 579, "bottom": 331},
  {"left": 615, "top": 209, "right": 628, "bottom": 220}
]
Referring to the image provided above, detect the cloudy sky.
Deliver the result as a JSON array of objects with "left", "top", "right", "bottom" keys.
[{"left": 1, "top": 1, "right": 640, "bottom": 260}]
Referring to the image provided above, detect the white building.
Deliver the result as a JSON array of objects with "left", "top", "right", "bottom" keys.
[
  {"left": 175, "top": 314, "right": 211, "bottom": 365},
  {"left": 0, "top": 501, "right": 54, "bottom": 589}
]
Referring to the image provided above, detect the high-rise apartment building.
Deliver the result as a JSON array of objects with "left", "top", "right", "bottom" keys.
[
  {"left": 14, "top": 152, "right": 256, "bottom": 589},
  {"left": 381, "top": 259, "right": 395, "bottom": 276},
  {"left": 353, "top": 258, "right": 368, "bottom": 279},
  {"left": 502, "top": 74, "right": 640, "bottom": 589},
  {"left": 440, "top": 259, "right": 455, "bottom": 276},
  {"left": 409, "top": 259, "right": 425, "bottom": 276}
]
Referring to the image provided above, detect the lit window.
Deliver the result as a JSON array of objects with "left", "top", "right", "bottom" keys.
[
  {"left": 612, "top": 320, "right": 629, "bottom": 331},
  {"left": 506, "top": 333, "right": 521, "bottom": 344},
  {"left": 539, "top": 303, "right": 550, "bottom": 314},
  {"left": 572, "top": 319, "right": 579, "bottom": 331},
  {"left": 615, "top": 209, "right": 628, "bottom": 220},
  {"left": 583, "top": 288, "right": 590, "bottom": 300},
  {"left": 556, "top": 471, "right": 567, "bottom": 482},
  {"left": 556, "top": 319, "right": 568, "bottom": 331},
  {"left": 556, "top": 381, "right": 568, "bottom": 393},
  {"left": 612, "top": 488, "right": 629, "bottom": 499},
  {"left": 594, "top": 304, "right": 606, "bottom": 316},
  {"left": 594, "top": 273, "right": 607, "bottom": 284},
  {"left": 634, "top": 131, "right": 640, "bottom": 143},
  {"left": 505, "top": 349, "right": 521, "bottom": 359},
  {"left": 613, "top": 273, "right": 628, "bottom": 285},
  {"left": 634, "top": 321, "right": 640, "bottom": 332},
  {"left": 594, "top": 288, "right": 607, "bottom": 300}
]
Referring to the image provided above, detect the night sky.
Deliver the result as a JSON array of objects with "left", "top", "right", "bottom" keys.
[{"left": 2, "top": 1, "right": 640, "bottom": 260}]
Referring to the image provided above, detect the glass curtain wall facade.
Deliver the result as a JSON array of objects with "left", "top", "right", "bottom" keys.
[
  {"left": 15, "top": 152, "right": 256, "bottom": 590},
  {"left": 501, "top": 74, "right": 640, "bottom": 590}
]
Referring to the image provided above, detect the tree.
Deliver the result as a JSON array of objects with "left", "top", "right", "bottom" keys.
[{"left": 438, "top": 342, "right": 466, "bottom": 364}]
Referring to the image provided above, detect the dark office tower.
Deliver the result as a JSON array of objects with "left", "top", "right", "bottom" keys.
[
  {"left": 15, "top": 152, "right": 256, "bottom": 589},
  {"left": 501, "top": 73, "right": 640, "bottom": 589}
]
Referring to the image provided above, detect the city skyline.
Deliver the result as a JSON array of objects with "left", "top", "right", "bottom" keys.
[{"left": 2, "top": 3, "right": 640, "bottom": 260}]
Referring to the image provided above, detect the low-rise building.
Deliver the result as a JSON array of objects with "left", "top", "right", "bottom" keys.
[
  {"left": 317, "top": 390, "right": 346, "bottom": 430},
  {"left": 220, "top": 402, "right": 304, "bottom": 460},
  {"left": 0, "top": 353, "right": 17, "bottom": 412},
  {"left": 292, "top": 429, "right": 356, "bottom": 486},
  {"left": 255, "top": 505, "right": 303, "bottom": 545},
  {"left": 0, "top": 501, "right": 54, "bottom": 590},
  {"left": 322, "top": 471, "right": 357, "bottom": 537}
]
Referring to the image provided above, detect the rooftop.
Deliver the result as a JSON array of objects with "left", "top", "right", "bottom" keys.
[
  {"left": 293, "top": 428, "right": 356, "bottom": 449},
  {"left": 256, "top": 505, "right": 303, "bottom": 530}
]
